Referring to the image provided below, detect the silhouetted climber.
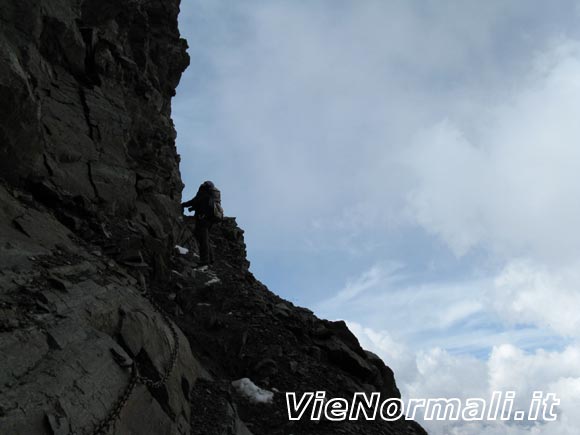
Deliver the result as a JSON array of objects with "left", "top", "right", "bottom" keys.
[{"left": 181, "top": 181, "right": 224, "bottom": 266}]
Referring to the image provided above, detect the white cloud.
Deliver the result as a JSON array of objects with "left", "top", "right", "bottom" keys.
[
  {"left": 178, "top": 3, "right": 580, "bottom": 274},
  {"left": 323, "top": 262, "right": 403, "bottom": 307},
  {"left": 348, "top": 324, "right": 580, "bottom": 435},
  {"left": 323, "top": 259, "right": 580, "bottom": 435},
  {"left": 404, "top": 39, "right": 580, "bottom": 262},
  {"left": 488, "top": 259, "right": 580, "bottom": 337},
  {"left": 177, "top": 1, "right": 580, "bottom": 246},
  {"left": 176, "top": 3, "right": 580, "bottom": 434},
  {"left": 317, "top": 263, "right": 494, "bottom": 351}
]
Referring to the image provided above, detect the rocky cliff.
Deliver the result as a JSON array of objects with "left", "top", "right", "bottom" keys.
[{"left": 0, "top": 1, "right": 426, "bottom": 434}]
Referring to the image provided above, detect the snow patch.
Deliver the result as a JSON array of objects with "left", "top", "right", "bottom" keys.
[
  {"left": 175, "top": 245, "right": 189, "bottom": 255},
  {"left": 204, "top": 277, "right": 221, "bottom": 286},
  {"left": 231, "top": 378, "right": 274, "bottom": 404}
]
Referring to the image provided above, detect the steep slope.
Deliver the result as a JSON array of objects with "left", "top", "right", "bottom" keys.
[
  {"left": 168, "top": 218, "right": 427, "bottom": 435},
  {"left": 0, "top": 0, "right": 427, "bottom": 434}
]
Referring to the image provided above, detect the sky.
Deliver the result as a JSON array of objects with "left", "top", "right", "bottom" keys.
[{"left": 174, "top": 1, "right": 580, "bottom": 434}]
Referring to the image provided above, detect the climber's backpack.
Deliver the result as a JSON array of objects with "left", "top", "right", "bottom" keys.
[{"left": 207, "top": 186, "right": 224, "bottom": 222}]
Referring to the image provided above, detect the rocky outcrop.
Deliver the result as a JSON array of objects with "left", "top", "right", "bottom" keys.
[
  {"left": 171, "top": 218, "right": 427, "bottom": 435},
  {"left": 0, "top": 0, "right": 427, "bottom": 434}
]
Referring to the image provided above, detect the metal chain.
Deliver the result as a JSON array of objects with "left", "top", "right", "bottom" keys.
[
  {"left": 138, "top": 289, "right": 181, "bottom": 389},
  {"left": 92, "top": 363, "right": 139, "bottom": 435},
  {"left": 91, "top": 287, "right": 180, "bottom": 435}
]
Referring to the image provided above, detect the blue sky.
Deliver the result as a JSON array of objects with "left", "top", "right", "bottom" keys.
[{"left": 174, "top": 2, "right": 580, "bottom": 433}]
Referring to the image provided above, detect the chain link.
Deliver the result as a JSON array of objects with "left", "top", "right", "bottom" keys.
[{"left": 91, "top": 287, "right": 180, "bottom": 435}]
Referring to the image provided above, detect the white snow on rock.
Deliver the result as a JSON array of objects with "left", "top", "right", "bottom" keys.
[
  {"left": 231, "top": 378, "right": 274, "bottom": 404},
  {"left": 204, "top": 277, "right": 221, "bottom": 286},
  {"left": 175, "top": 245, "right": 189, "bottom": 255}
]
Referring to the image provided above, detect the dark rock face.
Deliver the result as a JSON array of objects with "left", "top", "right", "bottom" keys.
[
  {"left": 0, "top": 1, "right": 427, "bottom": 434},
  {"left": 0, "top": 184, "right": 199, "bottom": 434},
  {"left": 0, "top": 0, "right": 188, "bottom": 248}
]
